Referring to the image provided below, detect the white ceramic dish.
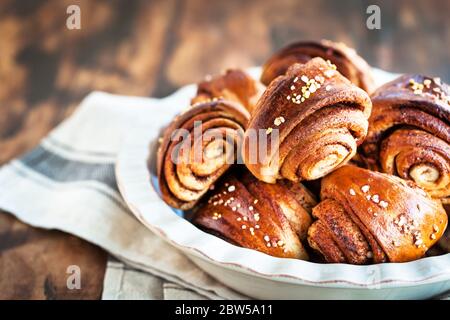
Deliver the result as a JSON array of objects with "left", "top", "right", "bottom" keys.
[{"left": 116, "top": 68, "right": 450, "bottom": 299}]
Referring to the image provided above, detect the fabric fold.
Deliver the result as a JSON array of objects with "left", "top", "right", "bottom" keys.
[{"left": 0, "top": 91, "right": 246, "bottom": 300}]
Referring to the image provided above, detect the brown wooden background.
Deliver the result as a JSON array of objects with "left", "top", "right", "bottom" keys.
[{"left": 0, "top": 0, "right": 449, "bottom": 299}]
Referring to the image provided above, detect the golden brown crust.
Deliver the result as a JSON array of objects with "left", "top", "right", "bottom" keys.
[
  {"left": 242, "top": 57, "right": 372, "bottom": 183},
  {"left": 438, "top": 204, "right": 450, "bottom": 252},
  {"left": 261, "top": 40, "right": 375, "bottom": 93},
  {"left": 309, "top": 199, "right": 372, "bottom": 264},
  {"left": 156, "top": 100, "right": 250, "bottom": 210},
  {"left": 361, "top": 74, "right": 450, "bottom": 201},
  {"left": 193, "top": 170, "right": 316, "bottom": 259},
  {"left": 307, "top": 165, "right": 448, "bottom": 264},
  {"left": 191, "top": 69, "right": 265, "bottom": 114}
]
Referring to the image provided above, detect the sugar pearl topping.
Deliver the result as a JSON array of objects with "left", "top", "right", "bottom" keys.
[
  {"left": 379, "top": 200, "right": 388, "bottom": 208},
  {"left": 408, "top": 77, "right": 450, "bottom": 105},
  {"left": 285, "top": 64, "right": 336, "bottom": 105},
  {"left": 274, "top": 116, "right": 286, "bottom": 126},
  {"left": 211, "top": 212, "right": 222, "bottom": 220}
]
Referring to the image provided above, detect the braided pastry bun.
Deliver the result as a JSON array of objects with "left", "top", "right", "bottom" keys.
[
  {"left": 193, "top": 169, "right": 316, "bottom": 259},
  {"left": 307, "top": 166, "right": 447, "bottom": 264},
  {"left": 361, "top": 75, "right": 450, "bottom": 202},
  {"left": 157, "top": 100, "right": 250, "bottom": 210},
  {"left": 261, "top": 39, "right": 375, "bottom": 93},
  {"left": 242, "top": 57, "right": 372, "bottom": 183},
  {"left": 191, "top": 69, "right": 265, "bottom": 114}
]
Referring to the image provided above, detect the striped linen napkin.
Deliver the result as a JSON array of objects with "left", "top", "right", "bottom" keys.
[
  {"left": 102, "top": 258, "right": 209, "bottom": 300},
  {"left": 0, "top": 91, "right": 246, "bottom": 300}
]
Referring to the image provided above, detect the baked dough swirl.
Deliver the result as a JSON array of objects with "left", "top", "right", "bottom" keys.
[
  {"left": 191, "top": 69, "right": 265, "bottom": 114},
  {"left": 307, "top": 166, "right": 448, "bottom": 264},
  {"left": 242, "top": 57, "right": 372, "bottom": 183},
  {"left": 157, "top": 100, "right": 250, "bottom": 209},
  {"left": 261, "top": 39, "right": 375, "bottom": 93},
  {"left": 361, "top": 75, "right": 450, "bottom": 202},
  {"left": 193, "top": 170, "right": 316, "bottom": 259}
]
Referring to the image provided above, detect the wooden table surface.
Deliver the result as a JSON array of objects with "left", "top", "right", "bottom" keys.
[{"left": 0, "top": 0, "right": 449, "bottom": 299}]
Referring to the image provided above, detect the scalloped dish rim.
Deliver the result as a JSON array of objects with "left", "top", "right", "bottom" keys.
[{"left": 115, "top": 67, "right": 450, "bottom": 290}]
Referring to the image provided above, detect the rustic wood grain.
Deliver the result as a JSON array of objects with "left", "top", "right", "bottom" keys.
[
  {"left": 0, "top": 213, "right": 106, "bottom": 299},
  {"left": 0, "top": 0, "right": 448, "bottom": 299}
]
